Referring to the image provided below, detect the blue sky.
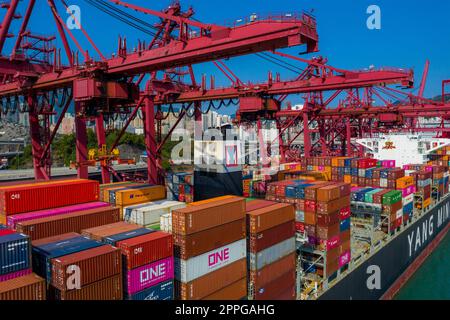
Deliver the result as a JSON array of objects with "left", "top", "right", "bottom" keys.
[{"left": 3, "top": 0, "right": 450, "bottom": 112}]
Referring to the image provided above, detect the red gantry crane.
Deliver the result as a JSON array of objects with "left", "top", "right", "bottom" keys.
[{"left": 0, "top": 0, "right": 318, "bottom": 183}]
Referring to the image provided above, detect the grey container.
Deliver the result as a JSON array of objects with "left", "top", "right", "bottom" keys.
[{"left": 248, "top": 237, "right": 296, "bottom": 271}]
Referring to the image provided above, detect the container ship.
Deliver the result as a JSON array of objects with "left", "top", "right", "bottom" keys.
[{"left": 0, "top": 134, "right": 449, "bottom": 300}]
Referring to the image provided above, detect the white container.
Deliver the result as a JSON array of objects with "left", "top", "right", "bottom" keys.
[
  {"left": 248, "top": 237, "right": 296, "bottom": 271},
  {"left": 402, "top": 194, "right": 414, "bottom": 205},
  {"left": 160, "top": 213, "right": 172, "bottom": 233},
  {"left": 126, "top": 200, "right": 186, "bottom": 226},
  {"left": 174, "top": 239, "right": 246, "bottom": 283}
]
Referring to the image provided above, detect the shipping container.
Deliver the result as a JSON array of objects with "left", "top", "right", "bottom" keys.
[
  {"left": 172, "top": 197, "right": 245, "bottom": 235},
  {"left": 7, "top": 202, "right": 110, "bottom": 229},
  {"left": 114, "top": 185, "right": 166, "bottom": 206},
  {"left": 175, "top": 239, "right": 246, "bottom": 283},
  {"left": 249, "top": 252, "right": 296, "bottom": 291},
  {"left": 100, "top": 182, "right": 136, "bottom": 201},
  {"left": 254, "top": 268, "right": 296, "bottom": 300},
  {"left": 247, "top": 203, "right": 295, "bottom": 234},
  {"left": 0, "top": 273, "right": 46, "bottom": 300},
  {"left": 82, "top": 222, "right": 143, "bottom": 241},
  {"left": 0, "top": 269, "right": 32, "bottom": 283},
  {"left": 125, "top": 200, "right": 186, "bottom": 226},
  {"left": 0, "top": 233, "right": 31, "bottom": 275},
  {"left": 51, "top": 245, "right": 122, "bottom": 291},
  {"left": 103, "top": 228, "right": 154, "bottom": 246},
  {"left": 117, "top": 231, "right": 173, "bottom": 270},
  {"left": 50, "top": 274, "right": 123, "bottom": 300},
  {"left": 31, "top": 232, "right": 80, "bottom": 248},
  {"left": 123, "top": 256, "right": 174, "bottom": 295},
  {"left": 202, "top": 277, "right": 247, "bottom": 300},
  {"left": 174, "top": 218, "right": 245, "bottom": 260},
  {"left": 245, "top": 199, "right": 278, "bottom": 212},
  {"left": 248, "top": 220, "right": 295, "bottom": 253},
  {"left": 16, "top": 206, "right": 120, "bottom": 240},
  {"left": 0, "top": 180, "right": 100, "bottom": 216},
  {"left": 33, "top": 236, "right": 104, "bottom": 282},
  {"left": 248, "top": 237, "right": 296, "bottom": 271},
  {"left": 126, "top": 279, "right": 173, "bottom": 300},
  {"left": 175, "top": 258, "right": 246, "bottom": 300}
]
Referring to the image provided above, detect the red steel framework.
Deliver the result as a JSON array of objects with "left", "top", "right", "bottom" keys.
[{"left": 0, "top": 1, "right": 449, "bottom": 183}]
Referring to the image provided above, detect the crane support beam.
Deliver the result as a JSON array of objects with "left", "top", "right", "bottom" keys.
[{"left": 0, "top": 18, "right": 318, "bottom": 95}]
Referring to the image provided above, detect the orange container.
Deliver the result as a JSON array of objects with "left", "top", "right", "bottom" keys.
[
  {"left": 172, "top": 196, "right": 245, "bottom": 235},
  {"left": 247, "top": 203, "right": 295, "bottom": 234},
  {"left": 188, "top": 195, "right": 236, "bottom": 206},
  {"left": 0, "top": 273, "right": 46, "bottom": 300},
  {"left": 175, "top": 258, "right": 247, "bottom": 300},
  {"left": 202, "top": 277, "right": 247, "bottom": 300}
]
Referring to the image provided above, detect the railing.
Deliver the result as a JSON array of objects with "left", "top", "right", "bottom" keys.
[{"left": 224, "top": 11, "right": 317, "bottom": 29}]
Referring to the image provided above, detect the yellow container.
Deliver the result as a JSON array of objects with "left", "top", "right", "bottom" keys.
[
  {"left": 344, "top": 175, "right": 352, "bottom": 184},
  {"left": 423, "top": 198, "right": 432, "bottom": 208},
  {"left": 103, "top": 183, "right": 142, "bottom": 203},
  {"left": 114, "top": 185, "right": 166, "bottom": 206},
  {"left": 188, "top": 195, "right": 237, "bottom": 206}
]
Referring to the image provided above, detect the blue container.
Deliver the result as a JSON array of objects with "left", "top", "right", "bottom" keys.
[
  {"left": 104, "top": 228, "right": 154, "bottom": 246},
  {"left": 33, "top": 236, "right": 103, "bottom": 282},
  {"left": 340, "top": 218, "right": 351, "bottom": 232},
  {"left": 365, "top": 168, "right": 375, "bottom": 178},
  {"left": 0, "top": 233, "right": 31, "bottom": 275},
  {"left": 351, "top": 168, "right": 358, "bottom": 176},
  {"left": 403, "top": 202, "right": 414, "bottom": 214},
  {"left": 344, "top": 167, "right": 351, "bottom": 175},
  {"left": 285, "top": 185, "right": 297, "bottom": 198},
  {"left": 127, "top": 279, "right": 174, "bottom": 300},
  {"left": 353, "top": 188, "right": 374, "bottom": 202},
  {"left": 184, "top": 184, "right": 192, "bottom": 194},
  {"left": 337, "top": 167, "right": 345, "bottom": 174},
  {"left": 344, "top": 158, "right": 354, "bottom": 167},
  {"left": 0, "top": 224, "right": 7, "bottom": 230},
  {"left": 296, "top": 183, "right": 314, "bottom": 199},
  {"left": 380, "top": 169, "right": 390, "bottom": 179}
]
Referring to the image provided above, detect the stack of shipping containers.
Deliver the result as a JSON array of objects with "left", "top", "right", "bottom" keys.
[
  {"left": 246, "top": 200, "right": 296, "bottom": 300},
  {"left": 171, "top": 196, "right": 247, "bottom": 300},
  {"left": 167, "top": 172, "right": 194, "bottom": 203},
  {"left": 0, "top": 227, "right": 46, "bottom": 300}
]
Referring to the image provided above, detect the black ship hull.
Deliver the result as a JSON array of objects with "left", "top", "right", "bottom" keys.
[{"left": 320, "top": 196, "right": 450, "bottom": 300}]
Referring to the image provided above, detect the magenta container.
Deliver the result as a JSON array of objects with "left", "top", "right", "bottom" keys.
[
  {"left": 382, "top": 160, "right": 396, "bottom": 168},
  {"left": 0, "top": 269, "right": 32, "bottom": 282},
  {"left": 339, "top": 251, "right": 351, "bottom": 268},
  {"left": 324, "top": 235, "right": 341, "bottom": 251},
  {"left": 124, "top": 257, "right": 174, "bottom": 295},
  {"left": 7, "top": 201, "right": 110, "bottom": 229}
]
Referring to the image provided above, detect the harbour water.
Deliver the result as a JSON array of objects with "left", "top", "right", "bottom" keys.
[{"left": 395, "top": 231, "right": 450, "bottom": 300}]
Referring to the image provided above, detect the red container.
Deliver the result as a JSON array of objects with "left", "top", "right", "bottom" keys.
[
  {"left": 255, "top": 268, "right": 296, "bottom": 300},
  {"left": 0, "top": 180, "right": 100, "bottom": 216},
  {"left": 295, "top": 222, "right": 305, "bottom": 233},
  {"left": 117, "top": 231, "right": 173, "bottom": 270},
  {"left": 51, "top": 245, "right": 122, "bottom": 291},
  {"left": 248, "top": 220, "right": 295, "bottom": 253}
]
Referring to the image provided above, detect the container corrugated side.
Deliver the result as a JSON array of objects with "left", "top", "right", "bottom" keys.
[
  {"left": 0, "top": 233, "right": 31, "bottom": 275},
  {"left": 0, "top": 269, "right": 32, "bottom": 282},
  {"left": 125, "top": 201, "right": 186, "bottom": 226},
  {"left": 246, "top": 200, "right": 278, "bottom": 212},
  {"left": 7, "top": 202, "right": 109, "bottom": 229},
  {"left": 202, "top": 277, "right": 247, "bottom": 300},
  {"left": 0, "top": 179, "right": 100, "bottom": 216},
  {"left": 0, "top": 273, "right": 46, "bottom": 300},
  {"left": 51, "top": 245, "right": 122, "bottom": 291},
  {"left": 247, "top": 203, "right": 295, "bottom": 234},
  {"left": 103, "top": 228, "right": 153, "bottom": 246},
  {"left": 117, "top": 231, "right": 173, "bottom": 270},
  {"left": 175, "top": 258, "right": 247, "bottom": 300},
  {"left": 50, "top": 274, "right": 123, "bottom": 300},
  {"left": 82, "top": 222, "right": 142, "bottom": 241},
  {"left": 174, "top": 218, "right": 246, "bottom": 260},
  {"left": 123, "top": 256, "right": 174, "bottom": 295},
  {"left": 115, "top": 185, "right": 166, "bottom": 206},
  {"left": 172, "top": 197, "right": 245, "bottom": 235},
  {"left": 175, "top": 239, "right": 246, "bottom": 283},
  {"left": 249, "top": 252, "right": 296, "bottom": 291},
  {"left": 16, "top": 206, "right": 120, "bottom": 240},
  {"left": 248, "top": 237, "right": 296, "bottom": 271},
  {"left": 126, "top": 279, "right": 173, "bottom": 300},
  {"left": 31, "top": 232, "right": 80, "bottom": 247},
  {"left": 100, "top": 182, "right": 135, "bottom": 201},
  {"left": 254, "top": 268, "right": 296, "bottom": 300},
  {"left": 248, "top": 220, "right": 295, "bottom": 253}
]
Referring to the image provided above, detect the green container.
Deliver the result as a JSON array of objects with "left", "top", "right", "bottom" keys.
[
  {"left": 146, "top": 223, "right": 161, "bottom": 231},
  {"left": 365, "top": 189, "right": 383, "bottom": 203},
  {"left": 382, "top": 190, "right": 402, "bottom": 205}
]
